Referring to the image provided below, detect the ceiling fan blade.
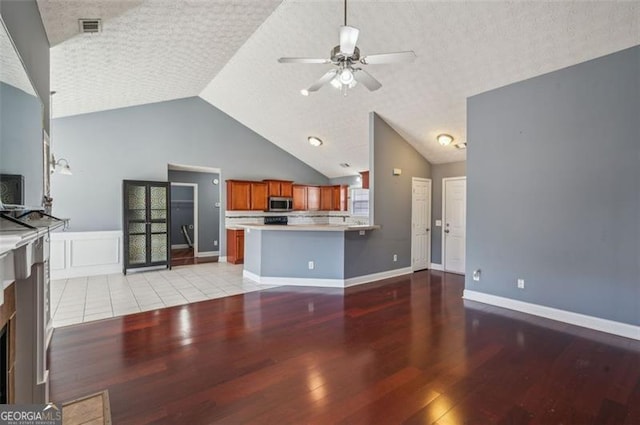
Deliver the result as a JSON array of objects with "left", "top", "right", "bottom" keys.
[
  {"left": 278, "top": 57, "right": 331, "bottom": 64},
  {"left": 306, "top": 69, "right": 339, "bottom": 92},
  {"left": 353, "top": 69, "right": 382, "bottom": 91},
  {"left": 339, "top": 25, "right": 359, "bottom": 55},
  {"left": 360, "top": 51, "right": 416, "bottom": 65}
]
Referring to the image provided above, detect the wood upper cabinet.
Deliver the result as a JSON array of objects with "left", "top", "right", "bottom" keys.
[
  {"left": 292, "top": 184, "right": 307, "bottom": 211},
  {"left": 332, "top": 185, "right": 348, "bottom": 211},
  {"left": 227, "top": 180, "right": 251, "bottom": 210},
  {"left": 264, "top": 180, "right": 293, "bottom": 198},
  {"left": 307, "top": 186, "right": 320, "bottom": 211},
  {"left": 360, "top": 171, "right": 370, "bottom": 189},
  {"left": 320, "top": 186, "right": 333, "bottom": 211},
  {"left": 227, "top": 180, "right": 267, "bottom": 210},
  {"left": 250, "top": 182, "right": 268, "bottom": 211}
]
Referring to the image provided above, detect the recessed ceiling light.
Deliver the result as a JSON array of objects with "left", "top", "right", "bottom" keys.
[
  {"left": 454, "top": 142, "right": 467, "bottom": 149},
  {"left": 300, "top": 89, "right": 309, "bottom": 96},
  {"left": 340, "top": 163, "right": 350, "bottom": 168},
  {"left": 308, "top": 136, "right": 323, "bottom": 147},
  {"left": 437, "top": 133, "right": 454, "bottom": 146}
]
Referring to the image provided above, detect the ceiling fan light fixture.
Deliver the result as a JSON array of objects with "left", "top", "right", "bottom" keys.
[
  {"left": 308, "top": 136, "right": 323, "bottom": 147},
  {"left": 300, "top": 89, "right": 309, "bottom": 96},
  {"left": 339, "top": 68, "right": 354, "bottom": 85},
  {"left": 437, "top": 134, "right": 454, "bottom": 146}
]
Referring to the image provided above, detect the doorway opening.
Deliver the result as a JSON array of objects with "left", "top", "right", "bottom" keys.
[{"left": 168, "top": 163, "right": 222, "bottom": 267}]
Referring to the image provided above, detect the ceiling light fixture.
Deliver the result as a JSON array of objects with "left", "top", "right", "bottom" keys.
[
  {"left": 437, "top": 134, "right": 454, "bottom": 146},
  {"left": 300, "top": 89, "right": 309, "bottom": 96},
  {"left": 308, "top": 136, "right": 323, "bottom": 147},
  {"left": 340, "top": 163, "right": 350, "bottom": 168}
]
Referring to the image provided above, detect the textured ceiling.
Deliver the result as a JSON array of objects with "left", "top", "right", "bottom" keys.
[
  {"left": 38, "top": 0, "right": 282, "bottom": 118},
  {"left": 39, "top": 0, "right": 639, "bottom": 177},
  {"left": 1, "top": 20, "right": 37, "bottom": 97}
]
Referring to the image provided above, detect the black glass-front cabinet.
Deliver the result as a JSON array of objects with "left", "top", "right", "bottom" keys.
[{"left": 123, "top": 180, "right": 171, "bottom": 274}]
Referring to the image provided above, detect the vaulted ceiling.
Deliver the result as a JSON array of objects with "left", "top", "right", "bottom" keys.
[{"left": 37, "top": 0, "right": 639, "bottom": 178}]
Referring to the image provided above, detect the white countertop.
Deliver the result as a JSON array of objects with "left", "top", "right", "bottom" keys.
[
  {"left": 234, "top": 223, "right": 380, "bottom": 232},
  {"left": 0, "top": 219, "right": 67, "bottom": 256}
]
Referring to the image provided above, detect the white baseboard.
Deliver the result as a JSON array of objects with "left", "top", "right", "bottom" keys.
[
  {"left": 171, "top": 244, "right": 190, "bottom": 249},
  {"left": 344, "top": 267, "right": 413, "bottom": 287},
  {"left": 196, "top": 251, "right": 219, "bottom": 258},
  {"left": 51, "top": 231, "right": 123, "bottom": 280},
  {"left": 243, "top": 266, "right": 413, "bottom": 289},
  {"left": 218, "top": 256, "right": 227, "bottom": 263},
  {"left": 429, "top": 263, "right": 444, "bottom": 271},
  {"left": 463, "top": 290, "right": 640, "bottom": 341}
]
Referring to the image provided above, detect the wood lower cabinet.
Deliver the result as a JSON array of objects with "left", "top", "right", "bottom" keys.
[
  {"left": 227, "top": 229, "right": 245, "bottom": 264},
  {"left": 307, "top": 186, "right": 321, "bottom": 211},
  {"left": 264, "top": 180, "right": 293, "bottom": 198},
  {"left": 292, "top": 184, "right": 307, "bottom": 211},
  {"left": 227, "top": 180, "right": 268, "bottom": 211}
]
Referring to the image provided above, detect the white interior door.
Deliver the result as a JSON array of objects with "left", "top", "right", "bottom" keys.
[
  {"left": 443, "top": 177, "right": 466, "bottom": 274},
  {"left": 411, "top": 178, "right": 431, "bottom": 271}
]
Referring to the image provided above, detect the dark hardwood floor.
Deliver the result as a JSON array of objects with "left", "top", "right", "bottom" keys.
[
  {"left": 171, "top": 248, "right": 217, "bottom": 267},
  {"left": 49, "top": 270, "right": 640, "bottom": 424}
]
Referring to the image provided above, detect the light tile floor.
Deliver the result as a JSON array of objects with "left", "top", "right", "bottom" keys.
[{"left": 51, "top": 262, "right": 277, "bottom": 327}]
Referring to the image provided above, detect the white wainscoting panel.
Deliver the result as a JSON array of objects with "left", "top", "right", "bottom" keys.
[{"left": 51, "top": 231, "right": 123, "bottom": 279}]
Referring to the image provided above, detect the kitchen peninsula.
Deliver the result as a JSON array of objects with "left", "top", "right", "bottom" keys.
[{"left": 239, "top": 223, "right": 382, "bottom": 288}]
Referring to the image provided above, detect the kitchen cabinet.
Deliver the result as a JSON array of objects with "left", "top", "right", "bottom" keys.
[
  {"left": 332, "top": 185, "right": 348, "bottom": 211},
  {"left": 264, "top": 180, "right": 293, "bottom": 198},
  {"left": 360, "top": 171, "right": 369, "bottom": 189},
  {"left": 123, "top": 180, "right": 171, "bottom": 274},
  {"left": 292, "top": 184, "right": 307, "bottom": 211},
  {"left": 226, "top": 180, "right": 268, "bottom": 211},
  {"left": 250, "top": 182, "right": 268, "bottom": 211},
  {"left": 320, "top": 186, "right": 333, "bottom": 211},
  {"left": 226, "top": 229, "right": 244, "bottom": 264},
  {"left": 226, "top": 180, "right": 251, "bottom": 210},
  {"left": 307, "top": 186, "right": 320, "bottom": 211}
]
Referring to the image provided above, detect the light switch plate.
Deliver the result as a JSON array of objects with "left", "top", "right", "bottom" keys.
[{"left": 435, "top": 220, "right": 442, "bottom": 226}]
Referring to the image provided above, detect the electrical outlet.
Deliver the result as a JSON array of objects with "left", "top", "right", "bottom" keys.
[
  {"left": 473, "top": 269, "right": 481, "bottom": 281},
  {"left": 214, "top": 240, "right": 218, "bottom": 246},
  {"left": 517, "top": 278, "right": 525, "bottom": 289},
  {"left": 308, "top": 261, "right": 315, "bottom": 270},
  {"left": 393, "top": 254, "right": 398, "bottom": 262},
  {"left": 359, "top": 230, "right": 365, "bottom": 236}
]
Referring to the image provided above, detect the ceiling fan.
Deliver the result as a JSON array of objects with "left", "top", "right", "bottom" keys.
[{"left": 278, "top": 0, "right": 416, "bottom": 96}]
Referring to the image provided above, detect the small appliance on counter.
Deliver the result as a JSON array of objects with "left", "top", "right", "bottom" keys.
[{"left": 264, "top": 216, "right": 288, "bottom": 225}]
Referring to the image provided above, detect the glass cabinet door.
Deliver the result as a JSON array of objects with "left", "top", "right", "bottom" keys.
[
  {"left": 126, "top": 183, "right": 148, "bottom": 265},
  {"left": 149, "top": 185, "right": 168, "bottom": 263}
]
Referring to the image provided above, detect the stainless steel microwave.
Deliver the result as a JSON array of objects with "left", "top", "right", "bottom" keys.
[{"left": 268, "top": 197, "right": 293, "bottom": 212}]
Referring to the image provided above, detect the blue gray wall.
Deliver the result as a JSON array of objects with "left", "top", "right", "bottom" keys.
[
  {"left": 169, "top": 185, "right": 194, "bottom": 246},
  {"left": 0, "top": 0, "right": 50, "bottom": 132},
  {"left": 0, "top": 82, "right": 43, "bottom": 206},
  {"left": 168, "top": 170, "right": 220, "bottom": 253},
  {"left": 51, "top": 97, "right": 329, "bottom": 253},
  {"left": 466, "top": 46, "right": 639, "bottom": 326},
  {"left": 344, "top": 112, "right": 432, "bottom": 276},
  {"left": 431, "top": 161, "right": 466, "bottom": 264}
]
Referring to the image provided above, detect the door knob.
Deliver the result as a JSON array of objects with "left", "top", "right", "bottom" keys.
[
  {"left": 426, "top": 228, "right": 430, "bottom": 232},
  {"left": 444, "top": 229, "right": 450, "bottom": 233}
]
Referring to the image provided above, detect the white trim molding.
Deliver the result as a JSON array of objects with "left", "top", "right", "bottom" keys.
[
  {"left": 50, "top": 231, "right": 123, "bottom": 279},
  {"left": 463, "top": 290, "right": 640, "bottom": 341},
  {"left": 218, "top": 256, "right": 227, "bottom": 263},
  {"left": 430, "top": 263, "right": 444, "bottom": 271},
  {"left": 197, "top": 251, "right": 219, "bottom": 258},
  {"left": 244, "top": 267, "right": 413, "bottom": 289}
]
